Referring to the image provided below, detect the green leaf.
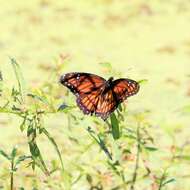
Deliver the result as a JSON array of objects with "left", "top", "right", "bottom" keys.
[
  {"left": 11, "top": 146, "right": 17, "bottom": 159},
  {"left": 27, "top": 93, "right": 49, "bottom": 105},
  {"left": 20, "top": 114, "right": 27, "bottom": 131},
  {"left": 41, "top": 128, "right": 64, "bottom": 171},
  {"left": 107, "top": 161, "right": 121, "bottom": 177},
  {"left": 58, "top": 103, "right": 68, "bottom": 111},
  {"left": 87, "top": 127, "right": 112, "bottom": 160},
  {"left": 110, "top": 113, "right": 120, "bottom": 140},
  {"left": 118, "top": 104, "right": 122, "bottom": 112},
  {"left": 28, "top": 141, "right": 49, "bottom": 175},
  {"left": 86, "top": 174, "right": 93, "bottom": 184},
  {"left": 10, "top": 58, "right": 25, "bottom": 103},
  {"left": 145, "top": 146, "right": 158, "bottom": 152},
  {"left": 57, "top": 104, "right": 74, "bottom": 113},
  {"left": 27, "top": 125, "right": 49, "bottom": 175},
  {"left": 0, "top": 149, "right": 11, "bottom": 160},
  {"left": 162, "top": 178, "right": 176, "bottom": 186},
  {"left": 124, "top": 134, "right": 136, "bottom": 140},
  {"left": 137, "top": 79, "right": 148, "bottom": 84},
  {"left": 15, "top": 155, "right": 31, "bottom": 167}
]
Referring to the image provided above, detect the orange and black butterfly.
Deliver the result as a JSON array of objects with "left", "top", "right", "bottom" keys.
[{"left": 60, "top": 72, "right": 140, "bottom": 120}]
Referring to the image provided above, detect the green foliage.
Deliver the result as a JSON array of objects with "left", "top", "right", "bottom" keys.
[
  {"left": 0, "top": 59, "right": 65, "bottom": 181},
  {"left": 110, "top": 113, "right": 120, "bottom": 140},
  {"left": 0, "top": 59, "right": 177, "bottom": 189},
  {"left": 0, "top": 146, "right": 31, "bottom": 190},
  {"left": 9, "top": 58, "right": 26, "bottom": 103}
]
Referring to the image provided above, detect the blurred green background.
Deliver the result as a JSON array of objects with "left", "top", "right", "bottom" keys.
[{"left": 0, "top": 0, "right": 190, "bottom": 189}]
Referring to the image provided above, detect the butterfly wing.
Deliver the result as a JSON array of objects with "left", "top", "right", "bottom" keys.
[
  {"left": 77, "top": 89, "right": 117, "bottom": 120},
  {"left": 60, "top": 72, "right": 106, "bottom": 96},
  {"left": 76, "top": 89, "right": 101, "bottom": 115},
  {"left": 60, "top": 73, "right": 139, "bottom": 120},
  {"left": 112, "top": 78, "right": 140, "bottom": 103},
  {"left": 95, "top": 89, "right": 117, "bottom": 120},
  {"left": 95, "top": 78, "right": 140, "bottom": 120}
]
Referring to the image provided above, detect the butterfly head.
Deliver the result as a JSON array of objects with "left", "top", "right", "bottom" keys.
[
  {"left": 105, "top": 77, "right": 114, "bottom": 87},
  {"left": 108, "top": 76, "right": 114, "bottom": 83},
  {"left": 108, "top": 77, "right": 114, "bottom": 81}
]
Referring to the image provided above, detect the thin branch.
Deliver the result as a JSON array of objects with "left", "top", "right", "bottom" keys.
[
  {"left": 158, "top": 171, "right": 166, "bottom": 190},
  {"left": 10, "top": 160, "right": 14, "bottom": 190},
  {"left": 130, "top": 123, "right": 141, "bottom": 190}
]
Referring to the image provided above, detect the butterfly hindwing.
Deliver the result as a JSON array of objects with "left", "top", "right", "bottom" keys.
[
  {"left": 77, "top": 89, "right": 117, "bottom": 120},
  {"left": 112, "top": 79, "right": 140, "bottom": 103},
  {"left": 95, "top": 89, "right": 117, "bottom": 120}
]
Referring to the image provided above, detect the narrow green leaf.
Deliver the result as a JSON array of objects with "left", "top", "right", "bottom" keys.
[
  {"left": 9, "top": 58, "right": 25, "bottom": 103},
  {"left": 20, "top": 115, "right": 27, "bottom": 131},
  {"left": 41, "top": 128, "right": 64, "bottom": 171},
  {"left": 110, "top": 113, "right": 120, "bottom": 140},
  {"left": 162, "top": 178, "right": 176, "bottom": 186},
  {"left": 145, "top": 146, "right": 158, "bottom": 152},
  {"left": 86, "top": 174, "right": 93, "bottom": 184},
  {"left": 15, "top": 155, "right": 31, "bottom": 167},
  {"left": 97, "top": 135, "right": 112, "bottom": 160},
  {"left": 107, "top": 161, "right": 121, "bottom": 177},
  {"left": 0, "top": 149, "right": 11, "bottom": 160},
  {"left": 28, "top": 141, "right": 49, "bottom": 175},
  {"left": 58, "top": 103, "right": 68, "bottom": 111},
  {"left": 27, "top": 125, "right": 49, "bottom": 175},
  {"left": 57, "top": 104, "right": 74, "bottom": 113},
  {"left": 124, "top": 134, "right": 137, "bottom": 140},
  {"left": 11, "top": 146, "right": 17, "bottom": 159},
  {"left": 137, "top": 79, "right": 148, "bottom": 84},
  {"left": 87, "top": 127, "right": 112, "bottom": 160},
  {"left": 27, "top": 93, "right": 49, "bottom": 105},
  {"left": 118, "top": 104, "right": 122, "bottom": 112}
]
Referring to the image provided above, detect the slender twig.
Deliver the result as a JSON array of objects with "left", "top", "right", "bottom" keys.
[
  {"left": 10, "top": 160, "right": 14, "bottom": 190},
  {"left": 158, "top": 171, "right": 166, "bottom": 190},
  {"left": 130, "top": 123, "right": 141, "bottom": 190}
]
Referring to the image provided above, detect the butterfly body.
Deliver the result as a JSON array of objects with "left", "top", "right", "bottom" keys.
[{"left": 60, "top": 72, "right": 139, "bottom": 120}]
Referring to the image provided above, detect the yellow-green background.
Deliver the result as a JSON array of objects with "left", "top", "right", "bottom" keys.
[{"left": 0, "top": 0, "right": 190, "bottom": 189}]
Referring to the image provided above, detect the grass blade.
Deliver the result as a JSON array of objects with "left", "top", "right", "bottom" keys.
[
  {"left": 87, "top": 127, "right": 112, "bottom": 160},
  {"left": 27, "top": 125, "right": 49, "bottom": 176},
  {"left": 41, "top": 128, "right": 64, "bottom": 171},
  {"left": 9, "top": 58, "right": 25, "bottom": 103},
  {"left": 0, "top": 149, "right": 11, "bottom": 160}
]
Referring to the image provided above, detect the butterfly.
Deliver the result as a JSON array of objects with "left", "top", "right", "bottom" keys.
[{"left": 60, "top": 72, "right": 140, "bottom": 120}]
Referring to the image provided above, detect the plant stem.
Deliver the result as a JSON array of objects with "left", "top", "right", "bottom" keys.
[
  {"left": 130, "top": 124, "right": 141, "bottom": 190},
  {"left": 158, "top": 172, "right": 166, "bottom": 190},
  {"left": 10, "top": 160, "right": 14, "bottom": 190}
]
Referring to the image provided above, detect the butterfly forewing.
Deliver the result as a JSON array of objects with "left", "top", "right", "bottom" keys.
[{"left": 60, "top": 72, "right": 106, "bottom": 95}]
